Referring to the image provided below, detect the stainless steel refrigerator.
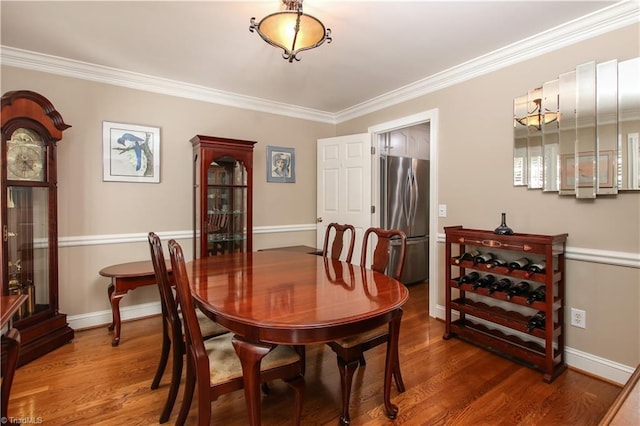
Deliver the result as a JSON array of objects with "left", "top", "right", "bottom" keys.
[{"left": 380, "top": 155, "right": 429, "bottom": 284}]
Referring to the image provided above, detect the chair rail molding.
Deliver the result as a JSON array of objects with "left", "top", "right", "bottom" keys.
[{"left": 59, "top": 224, "right": 317, "bottom": 247}]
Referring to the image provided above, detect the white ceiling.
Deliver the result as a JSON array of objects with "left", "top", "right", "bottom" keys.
[{"left": 1, "top": 1, "right": 636, "bottom": 122}]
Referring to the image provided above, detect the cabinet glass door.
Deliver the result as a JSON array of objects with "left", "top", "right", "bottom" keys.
[
  {"left": 5, "top": 186, "right": 50, "bottom": 320},
  {"left": 205, "top": 158, "right": 248, "bottom": 255}
]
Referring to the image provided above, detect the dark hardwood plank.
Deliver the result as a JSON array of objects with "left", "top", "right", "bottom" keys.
[{"left": 7, "top": 282, "right": 622, "bottom": 425}]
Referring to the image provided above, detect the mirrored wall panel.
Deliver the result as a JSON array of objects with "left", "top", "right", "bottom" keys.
[
  {"left": 619, "top": 57, "right": 640, "bottom": 190},
  {"left": 575, "top": 61, "right": 596, "bottom": 199},
  {"left": 558, "top": 70, "right": 576, "bottom": 196},
  {"left": 597, "top": 60, "right": 618, "bottom": 195},
  {"left": 513, "top": 56, "right": 640, "bottom": 199},
  {"left": 527, "top": 87, "right": 544, "bottom": 189},
  {"left": 542, "top": 80, "right": 559, "bottom": 192},
  {"left": 514, "top": 95, "right": 528, "bottom": 186}
]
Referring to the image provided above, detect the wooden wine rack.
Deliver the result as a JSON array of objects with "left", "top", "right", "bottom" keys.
[{"left": 443, "top": 226, "right": 568, "bottom": 383}]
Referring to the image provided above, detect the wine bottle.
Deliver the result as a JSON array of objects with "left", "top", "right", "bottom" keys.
[
  {"left": 473, "top": 253, "right": 494, "bottom": 264},
  {"left": 457, "top": 272, "right": 480, "bottom": 286},
  {"left": 525, "top": 260, "right": 546, "bottom": 277},
  {"left": 453, "top": 249, "right": 480, "bottom": 264},
  {"left": 506, "top": 281, "right": 531, "bottom": 300},
  {"left": 508, "top": 257, "right": 531, "bottom": 271},
  {"left": 486, "top": 258, "right": 507, "bottom": 269},
  {"left": 526, "top": 286, "right": 546, "bottom": 304},
  {"left": 473, "top": 274, "right": 495, "bottom": 290},
  {"left": 494, "top": 212, "right": 514, "bottom": 235},
  {"left": 488, "top": 277, "right": 513, "bottom": 294},
  {"left": 527, "top": 311, "right": 546, "bottom": 332}
]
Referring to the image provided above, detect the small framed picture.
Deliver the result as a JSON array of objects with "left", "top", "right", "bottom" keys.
[
  {"left": 266, "top": 146, "right": 295, "bottom": 183},
  {"left": 103, "top": 121, "right": 161, "bottom": 183}
]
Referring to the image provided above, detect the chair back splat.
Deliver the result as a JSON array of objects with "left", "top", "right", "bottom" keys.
[
  {"left": 361, "top": 227, "right": 407, "bottom": 281},
  {"left": 322, "top": 223, "right": 356, "bottom": 263}
]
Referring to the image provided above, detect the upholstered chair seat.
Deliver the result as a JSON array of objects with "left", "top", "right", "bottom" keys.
[{"left": 202, "top": 333, "right": 303, "bottom": 384}]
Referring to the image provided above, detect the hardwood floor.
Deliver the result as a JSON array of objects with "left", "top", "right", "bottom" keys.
[{"left": 7, "top": 282, "right": 622, "bottom": 425}]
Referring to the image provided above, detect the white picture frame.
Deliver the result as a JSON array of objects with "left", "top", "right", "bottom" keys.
[{"left": 102, "top": 121, "right": 160, "bottom": 183}]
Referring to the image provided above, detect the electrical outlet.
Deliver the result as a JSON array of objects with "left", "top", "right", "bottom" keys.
[{"left": 571, "top": 308, "right": 586, "bottom": 329}]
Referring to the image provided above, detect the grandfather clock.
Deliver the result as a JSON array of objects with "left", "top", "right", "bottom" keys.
[{"left": 1, "top": 90, "right": 74, "bottom": 365}]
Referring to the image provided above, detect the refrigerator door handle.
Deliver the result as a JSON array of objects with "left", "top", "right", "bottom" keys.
[
  {"left": 411, "top": 165, "right": 419, "bottom": 227},
  {"left": 403, "top": 166, "right": 417, "bottom": 232}
]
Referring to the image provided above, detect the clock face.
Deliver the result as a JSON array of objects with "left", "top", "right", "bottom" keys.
[{"left": 6, "top": 128, "right": 45, "bottom": 181}]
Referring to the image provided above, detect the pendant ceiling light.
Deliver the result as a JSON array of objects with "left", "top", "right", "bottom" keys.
[{"left": 250, "top": 0, "right": 332, "bottom": 62}]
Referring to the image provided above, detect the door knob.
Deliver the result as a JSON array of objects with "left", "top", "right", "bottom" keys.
[{"left": 316, "top": 217, "right": 323, "bottom": 223}]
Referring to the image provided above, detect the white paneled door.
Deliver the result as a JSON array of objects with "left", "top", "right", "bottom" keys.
[{"left": 316, "top": 134, "right": 372, "bottom": 263}]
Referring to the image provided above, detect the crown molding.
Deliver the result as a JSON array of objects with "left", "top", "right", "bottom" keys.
[
  {"left": 0, "top": 46, "right": 336, "bottom": 124},
  {"left": 1, "top": 2, "right": 637, "bottom": 125}
]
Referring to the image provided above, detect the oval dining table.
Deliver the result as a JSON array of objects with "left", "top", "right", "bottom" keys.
[{"left": 186, "top": 249, "right": 409, "bottom": 425}]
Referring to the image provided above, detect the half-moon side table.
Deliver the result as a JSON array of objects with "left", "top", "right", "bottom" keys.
[{"left": 99, "top": 260, "right": 170, "bottom": 346}]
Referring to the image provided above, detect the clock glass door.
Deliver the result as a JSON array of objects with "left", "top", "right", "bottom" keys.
[{"left": 6, "top": 186, "right": 50, "bottom": 320}]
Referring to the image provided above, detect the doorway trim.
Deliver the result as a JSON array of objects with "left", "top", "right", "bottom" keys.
[{"left": 368, "top": 109, "right": 439, "bottom": 318}]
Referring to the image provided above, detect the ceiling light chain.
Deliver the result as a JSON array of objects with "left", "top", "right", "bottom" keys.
[{"left": 250, "top": 0, "right": 332, "bottom": 63}]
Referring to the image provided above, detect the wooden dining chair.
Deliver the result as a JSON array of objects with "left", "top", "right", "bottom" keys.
[
  {"left": 147, "top": 232, "right": 230, "bottom": 423},
  {"left": 326, "top": 227, "right": 407, "bottom": 425},
  {"left": 167, "top": 239, "right": 306, "bottom": 426},
  {"left": 322, "top": 223, "right": 356, "bottom": 263}
]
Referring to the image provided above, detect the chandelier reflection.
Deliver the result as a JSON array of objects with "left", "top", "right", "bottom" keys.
[{"left": 515, "top": 98, "right": 559, "bottom": 130}]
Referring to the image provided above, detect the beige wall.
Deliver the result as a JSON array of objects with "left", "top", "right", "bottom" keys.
[
  {"left": 1, "top": 67, "right": 333, "bottom": 318},
  {"left": 337, "top": 24, "right": 640, "bottom": 369},
  {"left": 1, "top": 23, "right": 638, "bottom": 377}
]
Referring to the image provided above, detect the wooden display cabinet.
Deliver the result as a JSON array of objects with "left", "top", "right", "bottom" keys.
[
  {"left": 191, "top": 135, "right": 256, "bottom": 259},
  {"left": 1, "top": 90, "right": 74, "bottom": 366},
  {"left": 443, "top": 226, "right": 568, "bottom": 382}
]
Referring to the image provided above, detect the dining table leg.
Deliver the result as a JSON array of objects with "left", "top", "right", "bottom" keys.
[
  {"left": 383, "top": 309, "right": 403, "bottom": 419},
  {"left": 107, "top": 281, "right": 124, "bottom": 347},
  {"left": 231, "top": 335, "right": 275, "bottom": 426}
]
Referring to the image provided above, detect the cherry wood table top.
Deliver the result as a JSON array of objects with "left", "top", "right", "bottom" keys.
[
  {"left": 99, "top": 260, "right": 162, "bottom": 278},
  {"left": 1, "top": 294, "right": 28, "bottom": 329},
  {"left": 187, "top": 250, "right": 409, "bottom": 345}
]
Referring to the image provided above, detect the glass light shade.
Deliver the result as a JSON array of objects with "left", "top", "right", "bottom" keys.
[{"left": 250, "top": 6, "right": 331, "bottom": 62}]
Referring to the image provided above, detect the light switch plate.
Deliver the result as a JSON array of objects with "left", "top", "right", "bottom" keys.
[{"left": 438, "top": 204, "right": 447, "bottom": 217}]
